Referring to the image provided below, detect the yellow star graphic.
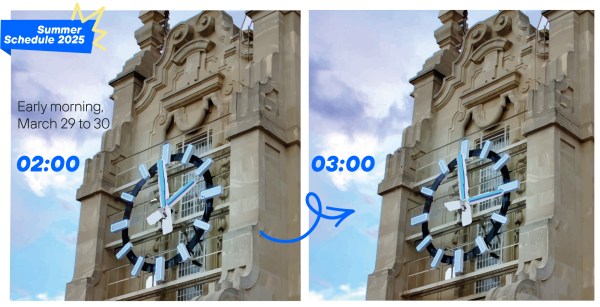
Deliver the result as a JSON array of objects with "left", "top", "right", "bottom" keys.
[{"left": 70, "top": 3, "right": 107, "bottom": 51}]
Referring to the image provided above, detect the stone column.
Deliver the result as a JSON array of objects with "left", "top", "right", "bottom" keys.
[
  {"left": 503, "top": 10, "right": 594, "bottom": 300},
  {"left": 219, "top": 10, "right": 300, "bottom": 300}
]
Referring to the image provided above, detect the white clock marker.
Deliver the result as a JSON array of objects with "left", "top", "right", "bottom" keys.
[
  {"left": 499, "top": 180, "right": 519, "bottom": 193},
  {"left": 475, "top": 236, "right": 488, "bottom": 254},
  {"left": 131, "top": 256, "right": 144, "bottom": 277},
  {"left": 193, "top": 219, "right": 211, "bottom": 231},
  {"left": 431, "top": 249, "right": 444, "bottom": 268},
  {"left": 138, "top": 164, "right": 150, "bottom": 180},
  {"left": 491, "top": 213, "right": 508, "bottom": 224},
  {"left": 460, "top": 139, "right": 469, "bottom": 157},
  {"left": 453, "top": 249, "right": 464, "bottom": 274},
  {"left": 492, "top": 154, "right": 511, "bottom": 171},
  {"left": 479, "top": 140, "right": 491, "bottom": 159},
  {"left": 162, "top": 143, "right": 171, "bottom": 165},
  {"left": 421, "top": 187, "right": 434, "bottom": 197},
  {"left": 154, "top": 256, "right": 165, "bottom": 283},
  {"left": 195, "top": 158, "right": 213, "bottom": 177},
  {"left": 181, "top": 144, "right": 194, "bottom": 164},
  {"left": 410, "top": 213, "right": 429, "bottom": 226},
  {"left": 416, "top": 235, "right": 432, "bottom": 252},
  {"left": 177, "top": 243, "right": 191, "bottom": 262},
  {"left": 438, "top": 159, "right": 449, "bottom": 175},
  {"left": 121, "top": 192, "right": 134, "bottom": 202},
  {"left": 200, "top": 186, "right": 223, "bottom": 200},
  {"left": 111, "top": 219, "right": 130, "bottom": 232},
  {"left": 116, "top": 242, "right": 133, "bottom": 260}
]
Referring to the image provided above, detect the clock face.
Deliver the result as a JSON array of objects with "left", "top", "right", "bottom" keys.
[
  {"left": 411, "top": 139, "right": 519, "bottom": 273},
  {"left": 110, "top": 143, "right": 222, "bottom": 283}
]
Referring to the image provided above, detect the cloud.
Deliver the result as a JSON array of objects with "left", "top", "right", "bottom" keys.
[
  {"left": 308, "top": 283, "right": 367, "bottom": 301},
  {"left": 13, "top": 292, "right": 64, "bottom": 301}
]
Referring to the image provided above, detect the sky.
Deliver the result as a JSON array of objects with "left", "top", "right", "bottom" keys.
[
  {"left": 308, "top": 10, "right": 542, "bottom": 300},
  {"left": 9, "top": 10, "right": 247, "bottom": 301}
]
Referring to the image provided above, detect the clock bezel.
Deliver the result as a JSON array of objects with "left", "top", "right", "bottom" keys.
[{"left": 420, "top": 147, "right": 512, "bottom": 264}]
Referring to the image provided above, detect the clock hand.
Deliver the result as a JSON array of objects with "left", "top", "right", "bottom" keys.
[
  {"left": 147, "top": 180, "right": 197, "bottom": 226},
  {"left": 162, "top": 206, "right": 174, "bottom": 235},
  {"left": 468, "top": 180, "right": 519, "bottom": 205},
  {"left": 457, "top": 140, "right": 473, "bottom": 226},
  {"left": 167, "top": 179, "right": 197, "bottom": 208},
  {"left": 157, "top": 159, "right": 170, "bottom": 208}
]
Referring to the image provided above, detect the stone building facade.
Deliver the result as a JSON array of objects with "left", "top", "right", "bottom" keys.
[
  {"left": 65, "top": 10, "right": 300, "bottom": 301},
  {"left": 367, "top": 10, "right": 593, "bottom": 300}
]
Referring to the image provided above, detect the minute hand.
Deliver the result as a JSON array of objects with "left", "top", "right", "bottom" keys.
[{"left": 457, "top": 152, "right": 470, "bottom": 200}]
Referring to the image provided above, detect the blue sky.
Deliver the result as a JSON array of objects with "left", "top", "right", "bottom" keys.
[
  {"left": 9, "top": 10, "right": 247, "bottom": 301},
  {"left": 308, "top": 10, "right": 542, "bottom": 300}
]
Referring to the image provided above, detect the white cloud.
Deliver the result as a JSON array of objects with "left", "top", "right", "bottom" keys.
[
  {"left": 14, "top": 292, "right": 64, "bottom": 301},
  {"left": 36, "top": 292, "right": 65, "bottom": 301},
  {"left": 309, "top": 283, "right": 366, "bottom": 301}
]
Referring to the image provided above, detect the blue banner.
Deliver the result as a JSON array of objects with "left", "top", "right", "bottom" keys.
[{"left": 1, "top": 19, "right": 94, "bottom": 55}]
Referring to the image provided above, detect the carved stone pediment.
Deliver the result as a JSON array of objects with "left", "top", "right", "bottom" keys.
[{"left": 433, "top": 11, "right": 545, "bottom": 135}]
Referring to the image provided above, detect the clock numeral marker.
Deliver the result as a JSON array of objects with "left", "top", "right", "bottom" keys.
[
  {"left": 138, "top": 164, "right": 150, "bottom": 180},
  {"left": 410, "top": 213, "right": 429, "bottom": 226},
  {"left": 475, "top": 236, "right": 488, "bottom": 254},
  {"left": 200, "top": 186, "right": 223, "bottom": 200},
  {"left": 416, "top": 235, "right": 432, "bottom": 252},
  {"left": 438, "top": 160, "right": 449, "bottom": 175},
  {"left": 479, "top": 140, "right": 492, "bottom": 159},
  {"left": 154, "top": 256, "right": 165, "bottom": 283},
  {"left": 147, "top": 209, "right": 163, "bottom": 225},
  {"left": 453, "top": 249, "right": 464, "bottom": 274},
  {"left": 491, "top": 213, "right": 508, "bottom": 224},
  {"left": 195, "top": 158, "right": 214, "bottom": 177},
  {"left": 131, "top": 256, "right": 144, "bottom": 277},
  {"left": 498, "top": 180, "right": 519, "bottom": 193},
  {"left": 111, "top": 219, "right": 130, "bottom": 232},
  {"left": 421, "top": 187, "right": 434, "bottom": 197},
  {"left": 431, "top": 249, "right": 444, "bottom": 268},
  {"left": 121, "top": 192, "right": 134, "bottom": 202},
  {"left": 492, "top": 154, "right": 511, "bottom": 172},
  {"left": 460, "top": 139, "right": 469, "bottom": 158},
  {"left": 177, "top": 243, "right": 191, "bottom": 262},
  {"left": 193, "top": 219, "right": 211, "bottom": 231},
  {"left": 181, "top": 144, "right": 194, "bottom": 165},
  {"left": 162, "top": 143, "right": 171, "bottom": 165},
  {"left": 116, "top": 242, "right": 133, "bottom": 260}
]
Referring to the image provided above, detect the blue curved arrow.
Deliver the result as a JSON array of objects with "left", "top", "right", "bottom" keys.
[{"left": 260, "top": 192, "right": 355, "bottom": 244}]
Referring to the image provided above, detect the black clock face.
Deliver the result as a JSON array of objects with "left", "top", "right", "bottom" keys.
[
  {"left": 411, "top": 139, "right": 518, "bottom": 271},
  {"left": 110, "top": 143, "right": 221, "bottom": 282}
]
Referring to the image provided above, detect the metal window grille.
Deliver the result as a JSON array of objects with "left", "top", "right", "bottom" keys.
[
  {"left": 475, "top": 127, "right": 508, "bottom": 293},
  {"left": 176, "top": 284, "right": 202, "bottom": 301},
  {"left": 177, "top": 131, "right": 212, "bottom": 219}
]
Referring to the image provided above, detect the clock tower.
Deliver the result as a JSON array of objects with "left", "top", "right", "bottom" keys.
[
  {"left": 367, "top": 10, "right": 594, "bottom": 300},
  {"left": 65, "top": 10, "right": 301, "bottom": 301}
]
